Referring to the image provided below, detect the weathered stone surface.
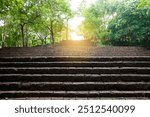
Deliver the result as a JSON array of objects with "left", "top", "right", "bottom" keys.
[{"left": 0, "top": 43, "right": 150, "bottom": 99}]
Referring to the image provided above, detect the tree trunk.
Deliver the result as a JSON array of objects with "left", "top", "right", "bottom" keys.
[
  {"left": 44, "top": 36, "right": 47, "bottom": 45},
  {"left": 50, "top": 21, "right": 55, "bottom": 44},
  {"left": 8, "top": 30, "right": 11, "bottom": 47},
  {"left": 21, "top": 24, "right": 25, "bottom": 47},
  {"left": 2, "top": 31, "right": 5, "bottom": 48},
  {"left": 25, "top": 25, "right": 28, "bottom": 47},
  {"left": 1, "top": 25, "right": 5, "bottom": 48}
]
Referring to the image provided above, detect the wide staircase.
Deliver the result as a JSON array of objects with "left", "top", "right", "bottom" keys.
[{"left": 0, "top": 40, "right": 150, "bottom": 99}]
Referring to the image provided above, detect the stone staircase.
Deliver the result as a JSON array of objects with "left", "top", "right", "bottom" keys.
[
  {"left": 0, "top": 40, "right": 150, "bottom": 99},
  {"left": 0, "top": 56, "right": 150, "bottom": 99}
]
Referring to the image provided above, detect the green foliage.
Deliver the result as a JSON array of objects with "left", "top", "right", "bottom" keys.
[
  {"left": 138, "top": 0, "right": 150, "bottom": 8},
  {"left": 81, "top": 0, "right": 150, "bottom": 48},
  {"left": 0, "top": 0, "right": 72, "bottom": 47},
  {"left": 81, "top": 0, "right": 122, "bottom": 42},
  {"left": 1, "top": 0, "right": 149, "bottom": 48},
  {"left": 108, "top": 0, "right": 150, "bottom": 48}
]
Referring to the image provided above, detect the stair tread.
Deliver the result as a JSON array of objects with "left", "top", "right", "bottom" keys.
[
  {"left": 1, "top": 61, "right": 150, "bottom": 63},
  {"left": 1, "top": 82, "right": 150, "bottom": 85},
  {"left": 1, "top": 56, "right": 150, "bottom": 58},
  {"left": 1, "top": 67, "right": 149, "bottom": 69},
  {"left": 1, "top": 90, "right": 150, "bottom": 93},
  {"left": 1, "top": 91, "right": 150, "bottom": 98},
  {"left": 0, "top": 74, "right": 150, "bottom": 77}
]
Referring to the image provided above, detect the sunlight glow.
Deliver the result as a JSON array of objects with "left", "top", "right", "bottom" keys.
[
  {"left": 69, "top": 17, "right": 84, "bottom": 30},
  {"left": 71, "top": 32, "right": 84, "bottom": 41},
  {"left": 0, "top": 20, "right": 4, "bottom": 27},
  {"left": 69, "top": 17, "right": 84, "bottom": 41},
  {"left": 70, "top": 0, "right": 97, "bottom": 11},
  {"left": 69, "top": 0, "right": 97, "bottom": 41}
]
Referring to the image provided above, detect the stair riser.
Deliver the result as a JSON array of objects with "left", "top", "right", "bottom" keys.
[
  {"left": 0, "top": 62, "right": 150, "bottom": 67},
  {"left": 0, "top": 92, "right": 149, "bottom": 99},
  {"left": 0, "top": 69, "right": 149, "bottom": 74},
  {"left": 0, "top": 57, "right": 150, "bottom": 62},
  {"left": 0, "top": 75, "right": 150, "bottom": 82},
  {"left": 0, "top": 84, "right": 150, "bottom": 91}
]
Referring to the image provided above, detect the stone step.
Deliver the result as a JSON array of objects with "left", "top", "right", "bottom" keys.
[
  {"left": 6, "top": 97, "right": 147, "bottom": 100},
  {"left": 0, "top": 47, "right": 150, "bottom": 57},
  {"left": 0, "top": 61, "right": 149, "bottom": 67},
  {"left": 0, "top": 67, "right": 149, "bottom": 74},
  {"left": 0, "top": 82, "right": 150, "bottom": 91},
  {"left": 0, "top": 56, "right": 150, "bottom": 62},
  {"left": 57, "top": 40, "right": 95, "bottom": 46},
  {"left": 0, "top": 74, "right": 149, "bottom": 82},
  {"left": 0, "top": 55, "right": 149, "bottom": 99},
  {"left": 0, "top": 91, "right": 150, "bottom": 99}
]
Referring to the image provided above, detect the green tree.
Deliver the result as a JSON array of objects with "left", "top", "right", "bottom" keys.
[
  {"left": 0, "top": 0, "right": 72, "bottom": 47},
  {"left": 81, "top": 0, "right": 150, "bottom": 48},
  {"left": 0, "top": 0, "right": 41, "bottom": 47},
  {"left": 81, "top": 0, "right": 120, "bottom": 43},
  {"left": 40, "top": 0, "right": 72, "bottom": 44},
  {"left": 108, "top": 0, "right": 150, "bottom": 48}
]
